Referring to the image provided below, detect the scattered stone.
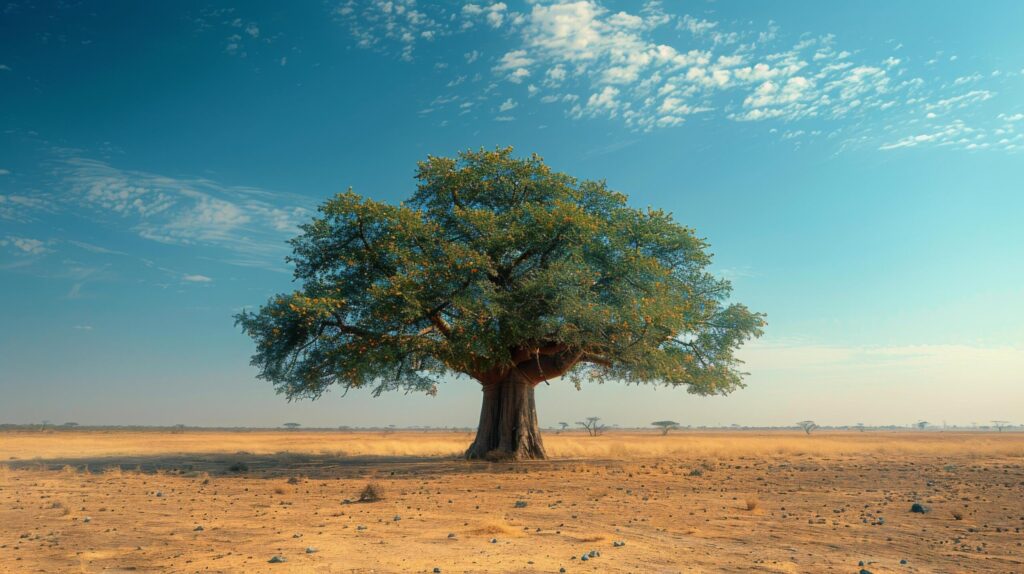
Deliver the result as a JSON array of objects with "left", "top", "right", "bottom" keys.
[
  {"left": 613, "top": 540, "right": 625, "bottom": 547},
  {"left": 910, "top": 503, "right": 930, "bottom": 514},
  {"left": 514, "top": 500, "right": 528, "bottom": 508},
  {"left": 433, "top": 569, "right": 441, "bottom": 573},
  {"left": 154, "top": 491, "right": 163, "bottom": 497},
  {"left": 490, "top": 538, "right": 497, "bottom": 544},
  {"left": 82, "top": 517, "right": 91, "bottom": 523},
  {"left": 447, "top": 533, "right": 457, "bottom": 539},
  {"left": 193, "top": 526, "right": 204, "bottom": 532},
  {"left": 356, "top": 525, "right": 367, "bottom": 531},
  {"left": 292, "top": 533, "right": 302, "bottom": 538},
  {"left": 305, "top": 547, "right": 318, "bottom": 554},
  {"left": 393, "top": 515, "right": 402, "bottom": 521},
  {"left": 268, "top": 556, "right": 287, "bottom": 563}
]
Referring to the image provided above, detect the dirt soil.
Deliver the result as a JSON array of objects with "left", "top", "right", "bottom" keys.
[{"left": 1, "top": 430, "right": 1022, "bottom": 573}]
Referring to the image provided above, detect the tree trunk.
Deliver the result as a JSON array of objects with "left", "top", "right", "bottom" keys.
[{"left": 466, "top": 370, "right": 546, "bottom": 461}]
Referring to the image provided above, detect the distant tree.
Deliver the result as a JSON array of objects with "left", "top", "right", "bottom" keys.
[
  {"left": 235, "top": 148, "right": 765, "bottom": 461},
  {"left": 915, "top": 420, "right": 928, "bottom": 430},
  {"left": 577, "top": 417, "right": 606, "bottom": 437},
  {"left": 558, "top": 422, "right": 569, "bottom": 431},
  {"left": 797, "top": 420, "right": 818, "bottom": 435},
  {"left": 855, "top": 423, "right": 865, "bottom": 432},
  {"left": 170, "top": 423, "right": 186, "bottom": 434},
  {"left": 991, "top": 420, "right": 1011, "bottom": 432},
  {"left": 62, "top": 422, "right": 79, "bottom": 427},
  {"left": 283, "top": 422, "right": 301, "bottom": 429},
  {"left": 652, "top": 420, "right": 681, "bottom": 435}
]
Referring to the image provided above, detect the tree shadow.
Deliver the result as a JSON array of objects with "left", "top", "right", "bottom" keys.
[{"left": 4, "top": 451, "right": 586, "bottom": 479}]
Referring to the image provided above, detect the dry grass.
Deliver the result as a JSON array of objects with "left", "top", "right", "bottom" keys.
[{"left": 2, "top": 430, "right": 1021, "bottom": 462}]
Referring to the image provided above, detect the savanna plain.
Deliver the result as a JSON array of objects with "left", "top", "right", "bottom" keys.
[{"left": 1, "top": 430, "right": 1022, "bottom": 573}]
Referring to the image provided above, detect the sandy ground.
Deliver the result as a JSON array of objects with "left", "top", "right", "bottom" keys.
[{"left": 1, "top": 430, "right": 1022, "bottom": 573}]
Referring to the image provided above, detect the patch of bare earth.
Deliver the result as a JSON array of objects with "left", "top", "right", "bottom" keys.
[{"left": 1, "top": 431, "right": 1022, "bottom": 573}]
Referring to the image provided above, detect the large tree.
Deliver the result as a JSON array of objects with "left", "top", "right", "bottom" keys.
[{"left": 236, "top": 148, "right": 764, "bottom": 460}]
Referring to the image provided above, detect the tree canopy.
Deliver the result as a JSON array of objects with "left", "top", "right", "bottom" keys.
[{"left": 236, "top": 147, "right": 765, "bottom": 401}]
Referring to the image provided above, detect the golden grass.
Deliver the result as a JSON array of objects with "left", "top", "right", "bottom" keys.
[{"left": 0, "top": 430, "right": 1021, "bottom": 462}]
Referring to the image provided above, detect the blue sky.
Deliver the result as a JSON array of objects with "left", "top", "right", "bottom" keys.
[{"left": 1, "top": 1, "right": 1022, "bottom": 428}]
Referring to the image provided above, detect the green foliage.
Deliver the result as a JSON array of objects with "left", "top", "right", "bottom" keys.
[{"left": 236, "top": 147, "right": 765, "bottom": 400}]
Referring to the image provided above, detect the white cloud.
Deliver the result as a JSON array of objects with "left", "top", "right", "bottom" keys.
[
  {"left": 1, "top": 236, "right": 53, "bottom": 256},
  {"left": 926, "top": 90, "right": 994, "bottom": 111},
  {"left": 498, "top": 98, "right": 518, "bottom": 112},
  {"left": 0, "top": 169, "right": 9, "bottom": 175},
  {"left": 0, "top": 194, "right": 52, "bottom": 222},
  {"left": 333, "top": 0, "right": 1018, "bottom": 152},
  {"left": 679, "top": 15, "right": 717, "bottom": 36},
  {"left": 183, "top": 274, "right": 213, "bottom": 283},
  {"left": 336, "top": 0, "right": 444, "bottom": 61}
]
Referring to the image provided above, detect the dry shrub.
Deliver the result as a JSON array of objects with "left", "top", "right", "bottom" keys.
[
  {"left": 359, "top": 481, "right": 385, "bottom": 502},
  {"left": 273, "top": 486, "right": 287, "bottom": 495},
  {"left": 227, "top": 461, "right": 249, "bottom": 473}
]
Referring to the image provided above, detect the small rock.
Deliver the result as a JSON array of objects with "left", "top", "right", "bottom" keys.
[
  {"left": 900, "top": 559, "right": 908, "bottom": 565},
  {"left": 581, "top": 554, "right": 589, "bottom": 562},
  {"left": 83, "top": 517, "right": 91, "bottom": 523},
  {"left": 193, "top": 526, "right": 204, "bottom": 532},
  {"left": 356, "top": 525, "right": 367, "bottom": 531},
  {"left": 613, "top": 540, "right": 625, "bottom": 547},
  {"left": 292, "top": 533, "right": 302, "bottom": 538},
  {"left": 859, "top": 570, "right": 872, "bottom": 574},
  {"left": 305, "top": 547, "right": 317, "bottom": 554},
  {"left": 514, "top": 500, "right": 527, "bottom": 508},
  {"left": 393, "top": 515, "right": 401, "bottom": 521},
  {"left": 268, "top": 556, "right": 287, "bottom": 563},
  {"left": 559, "top": 569, "right": 566, "bottom": 573},
  {"left": 447, "top": 533, "right": 457, "bottom": 539},
  {"left": 154, "top": 491, "right": 163, "bottom": 498},
  {"left": 910, "top": 503, "right": 930, "bottom": 514},
  {"left": 433, "top": 569, "right": 441, "bottom": 573},
  {"left": 490, "top": 538, "right": 497, "bottom": 544}
]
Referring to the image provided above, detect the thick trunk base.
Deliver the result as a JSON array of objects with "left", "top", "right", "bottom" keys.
[{"left": 466, "top": 371, "right": 546, "bottom": 461}]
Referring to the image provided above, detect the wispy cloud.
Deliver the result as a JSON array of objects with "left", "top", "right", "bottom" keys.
[
  {"left": 60, "top": 157, "right": 313, "bottom": 270},
  {"left": 183, "top": 274, "right": 213, "bottom": 283}
]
